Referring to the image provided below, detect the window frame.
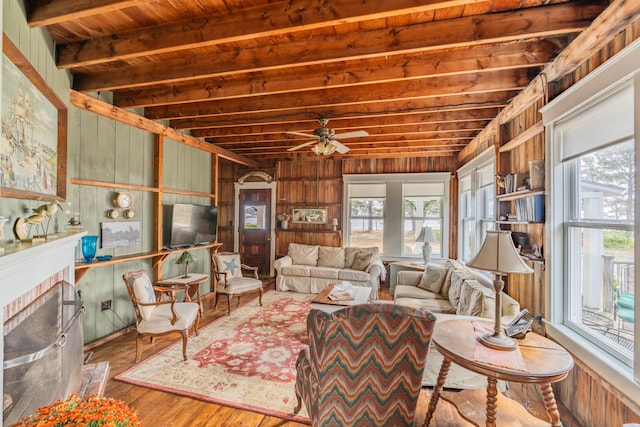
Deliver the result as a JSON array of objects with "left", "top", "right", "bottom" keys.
[
  {"left": 541, "top": 38, "right": 640, "bottom": 407},
  {"left": 343, "top": 173, "right": 451, "bottom": 260},
  {"left": 456, "top": 147, "right": 496, "bottom": 263}
]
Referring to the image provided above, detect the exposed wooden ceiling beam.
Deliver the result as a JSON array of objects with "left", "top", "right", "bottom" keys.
[
  {"left": 68, "top": 90, "right": 257, "bottom": 167},
  {"left": 28, "top": 0, "right": 152, "bottom": 27},
  {"left": 145, "top": 69, "right": 532, "bottom": 121},
  {"left": 460, "top": 0, "right": 640, "bottom": 160},
  {"left": 56, "top": 0, "right": 482, "bottom": 68},
  {"left": 70, "top": 2, "right": 603, "bottom": 91},
  {"left": 113, "top": 39, "right": 561, "bottom": 109}
]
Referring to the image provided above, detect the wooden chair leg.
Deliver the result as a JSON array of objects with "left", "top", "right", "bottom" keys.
[
  {"left": 181, "top": 330, "right": 189, "bottom": 361},
  {"left": 135, "top": 334, "right": 143, "bottom": 363},
  {"left": 258, "top": 289, "right": 263, "bottom": 306},
  {"left": 193, "top": 312, "right": 200, "bottom": 335},
  {"left": 226, "top": 294, "right": 231, "bottom": 315}
]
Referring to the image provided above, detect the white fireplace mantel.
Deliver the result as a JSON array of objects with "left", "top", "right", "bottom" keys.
[
  {"left": 0, "top": 232, "right": 84, "bottom": 309},
  {"left": 1, "top": 232, "right": 84, "bottom": 426}
]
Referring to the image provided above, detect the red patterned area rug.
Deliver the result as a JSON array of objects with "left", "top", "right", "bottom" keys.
[{"left": 115, "top": 291, "right": 313, "bottom": 424}]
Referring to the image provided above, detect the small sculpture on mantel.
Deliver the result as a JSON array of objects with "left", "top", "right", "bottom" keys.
[{"left": 14, "top": 202, "right": 62, "bottom": 242}]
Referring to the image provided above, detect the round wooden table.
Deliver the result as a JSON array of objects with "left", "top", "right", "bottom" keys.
[{"left": 424, "top": 319, "right": 574, "bottom": 427}]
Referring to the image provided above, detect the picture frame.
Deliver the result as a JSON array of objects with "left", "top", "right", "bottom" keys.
[
  {"left": 101, "top": 221, "right": 141, "bottom": 248},
  {"left": 1, "top": 34, "right": 67, "bottom": 201},
  {"left": 292, "top": 208, "right": 327, "bottom": 224}
]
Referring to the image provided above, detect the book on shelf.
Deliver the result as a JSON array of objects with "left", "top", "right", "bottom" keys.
[
  {"left": 514, "top": 194, "right": 544, "bottom": 222},
  {"left": 504, "top": 172, "right": 530, "bottom": 193}
]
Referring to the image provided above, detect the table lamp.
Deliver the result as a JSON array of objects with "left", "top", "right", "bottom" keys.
[
  {"left": 330, "top": 218, "right": 338, "bottom": 231},
  {"left": 415, "top": 225, "right": 438, "bottom": 264},
  {"left": 176, "top": 251, "right": 196, "bottom": 278},
  {"left": 466, "top": 230, "right": 533, "bottom": 351}
]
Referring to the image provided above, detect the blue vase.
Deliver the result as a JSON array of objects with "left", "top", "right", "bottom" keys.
[{"left": 81, "top": 235, "right": 99, "bottom": 263}]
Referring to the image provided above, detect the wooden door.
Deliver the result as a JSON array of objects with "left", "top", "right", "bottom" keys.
[{"left": 239, "top": 188, "right": 271, "bottom": 276}]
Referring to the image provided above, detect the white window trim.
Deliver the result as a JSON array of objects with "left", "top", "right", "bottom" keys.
[
  {"left": 343, "top": 173, "right": 451, "bottom": 260},
  {"left": 541, "top": 38, "right": 640, "bottom": 408},
  {"left": 457, "top": 147, "right": 496, "bottom": 261}
]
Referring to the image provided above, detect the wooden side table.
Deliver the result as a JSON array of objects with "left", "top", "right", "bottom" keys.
[
  {"left": 156, "top": 273, "right": 209, "bottom": 314},
  {"left": 424, "top": 319, "right": 574, "bottom": 427}
]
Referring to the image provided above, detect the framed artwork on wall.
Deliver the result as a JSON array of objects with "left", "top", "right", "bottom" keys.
[
  {"left": 1, "top": 34, "right": 68, "bottom": 201},
  {"left": 101, "top": 221, "right": 141, "bottom": 248},
  {"left": 292, "top": 208, "right": 327, "bottom": 224}
]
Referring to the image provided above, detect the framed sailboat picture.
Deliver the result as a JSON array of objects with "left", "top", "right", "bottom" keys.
[{"left": 1, "top": 34, "right": 67, "bottom": 201}]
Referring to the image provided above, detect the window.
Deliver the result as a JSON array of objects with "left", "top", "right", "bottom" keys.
[
  {"left": 543, "top": 40, "right": 639, "bottom": 405},
  {"left": 344, "top": 173, "right": 450, "bottom": 259},
  {"left": 457, "top": 147, "right": 496, "bottom": 262},
  {"left": 347, "top": 183, "right": 385, "bottom": 251},
  {"left": 403, "top": 183, "right": 443, "bottom": 257}
]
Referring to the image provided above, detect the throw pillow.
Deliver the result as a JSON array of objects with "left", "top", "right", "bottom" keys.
[
  {"left": 288, "top": 243, "right": 319, "bottom": 266},
  {"left": 350, "top": 251, "right": 373, "bottom": 271},
  {"left": 215, "top": 254, "right": 242, "bottom": 278},
  {"left": 317, "top": 246, "right": 345, "bottom": 268},
  {"left": 344, "top": 247, "right": 379, "bottom": 268},
  {"left": 132, "top": 275, "right": 156, "bottom": 320},
  {"left": 417, "top": 264, "right": 448, "bottom": 294}
]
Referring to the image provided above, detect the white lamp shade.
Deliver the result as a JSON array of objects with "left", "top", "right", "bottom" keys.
[
  {"left": 330, "top": 218, "right": 339, "bottom": 226},
  {"left": 466, "top": 230, "right": 533, "bottom": 275},
  {"left": 416, "top": 225, "right": 438, "bottom": 243}
]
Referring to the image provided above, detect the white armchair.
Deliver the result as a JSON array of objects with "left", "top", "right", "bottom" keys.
[
  {"left": 211, "top": 252, "right": 264, "bottom": 315},
  {"left": 122, "top": 270, "right": 200, "bottom": 362}
]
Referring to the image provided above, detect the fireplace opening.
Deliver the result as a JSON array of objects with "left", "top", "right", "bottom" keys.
[{"left": 3, "top": 281, "right": 84, "bottom": 426}]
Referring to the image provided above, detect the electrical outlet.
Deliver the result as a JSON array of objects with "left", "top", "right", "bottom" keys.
[{"left": 101, "top": 300, "right": 112, "bottom": 311}]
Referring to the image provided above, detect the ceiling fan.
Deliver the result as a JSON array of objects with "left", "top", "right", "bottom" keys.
[{"left": 286, "top": 118, "right": 368, "bottom": 155}]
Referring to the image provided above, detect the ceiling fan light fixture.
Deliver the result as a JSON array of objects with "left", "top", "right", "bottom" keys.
[{"left": 312, "top": 141, "right": 336, "bottom": 156}]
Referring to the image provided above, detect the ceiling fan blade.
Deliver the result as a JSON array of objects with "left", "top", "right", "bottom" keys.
[
  {"left": 287, "top": 140, "right": 318, "bottom": 152},
  {"left": 331, "top": 140, "right": 350, "bottom": 154},
  {"left": 286, "top": 131, "right": 317, "bottom": 139},
  {"left": 333, "top": 130, "right": 369, "bottom": 139}
]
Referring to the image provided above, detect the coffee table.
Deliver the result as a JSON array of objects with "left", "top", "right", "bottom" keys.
[
  {"left": 424, "top": 319, "right": 574, "bottom": 427},
  {"left": 311, "top": 284, "right": 372, "bottom": 313}
]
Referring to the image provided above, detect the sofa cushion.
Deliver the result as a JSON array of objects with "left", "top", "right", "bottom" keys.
[
  {"left": 338, "top": 269, "right": 371, "bottom": 282},
  {"left": 344, "top": 247, "right": 379, "bottom": 268},
  {"left": 280, "top": 264, "right": 312, "bottom": 277},
  {"left": 395, "top": 297, "right": 456, "bottom": 314},
  {"left": 317, "top": 247, "right": 345, "bottom": 268},
  {"left": 418, "top": 263, "right": 448, "bottom": 294},
  {"left": 309, "top": 266, "right": 340, "bottom": 279},
  {"left": 288, "top": 243, "right": 319, "bottom": 266},
  {"left": 456, "top": 278, "right": 493, "bottom": 317},
  {"left": 440, "top": 259, "right": 466, "bottom": 298},
  {"left": 350, "top": 251, "right": 373, "bottom": 271},
  {"left": 395, "top": 285, "right": 448, "bottom": 301},
  {"left": 448, "top": 270, "right": 471, "bottom": 309}
]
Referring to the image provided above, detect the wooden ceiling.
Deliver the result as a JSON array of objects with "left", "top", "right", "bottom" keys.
[{"left": 28, "top": 0, "right": 609, "bottom": 164}]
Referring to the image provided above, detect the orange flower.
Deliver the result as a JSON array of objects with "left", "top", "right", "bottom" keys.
[{"left": 17, "top": 394, "right": 142, "bottom": 426}]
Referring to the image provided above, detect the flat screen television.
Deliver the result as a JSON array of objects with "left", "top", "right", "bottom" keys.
[{"left": 162, "top": 203, "right": 218, "bottom": 249}]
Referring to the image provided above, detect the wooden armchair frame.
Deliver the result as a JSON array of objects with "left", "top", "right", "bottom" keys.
[
  {"left": 122, "top": 270, "right": 200, "bottom": 362},
  {"left": 211, "top": 252, "right": 263, "bottom": 315}
]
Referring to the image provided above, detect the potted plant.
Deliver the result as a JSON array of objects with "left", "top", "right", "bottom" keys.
[{"left": 277, "top": 213, "right": 291, "bottom": 229}]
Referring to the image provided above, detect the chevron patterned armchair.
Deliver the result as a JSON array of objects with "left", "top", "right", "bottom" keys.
[{"left": 294, "top": 303, "right": 436, "bottom": 427}]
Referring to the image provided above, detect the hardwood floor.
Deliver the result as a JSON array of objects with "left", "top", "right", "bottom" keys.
[{"left": 85, "top": 281, "right": 573, "bottom": 426}]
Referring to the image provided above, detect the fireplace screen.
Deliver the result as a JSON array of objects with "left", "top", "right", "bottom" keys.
[{"left": 3, "top": 281, "right": 84, "bottom": 426}]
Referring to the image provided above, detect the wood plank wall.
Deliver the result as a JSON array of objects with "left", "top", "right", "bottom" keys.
[
  {"left": 218, "top": 156, "right": 460, "bottom": 258},
  {"left": 461, "top": 19, "right": 640, "bottom": 425}
]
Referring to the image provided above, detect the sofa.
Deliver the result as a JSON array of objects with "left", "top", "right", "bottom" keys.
[
  {"left": 394, "top": 259, "right": 520, "bottom": 322},
  {"left": 273, "top": 243, "right": 385, "bottom": 298},
  {"left": 394, "top": 259, "right": 521, "bottom": 390}
]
